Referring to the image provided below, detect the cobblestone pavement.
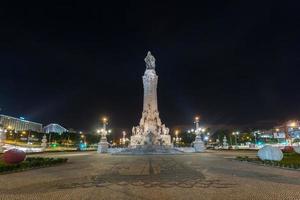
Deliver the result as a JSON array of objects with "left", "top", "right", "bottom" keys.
[{"left": 0, "top": 151, "right": 300, "bottom": 200}]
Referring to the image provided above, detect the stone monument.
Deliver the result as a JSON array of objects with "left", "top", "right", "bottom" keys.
[
  {"left": 293, "top": 146, "right": 300, "bottom": 154},
  {"left": 257, "top": 145, "right": 283, "bottom": 161},
  {"left": 130, "top": 51, "right": 171, "bottom": 147}
]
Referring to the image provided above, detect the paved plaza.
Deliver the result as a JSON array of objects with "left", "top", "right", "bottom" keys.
[{"left": 0, "top": 151, "right": 300, "bottom": 200}]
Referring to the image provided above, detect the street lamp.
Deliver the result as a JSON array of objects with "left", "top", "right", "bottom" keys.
[
  {"left": 194, "top": 117, "right": 200, "bottom": 136},
  {"left": 97, "top": 116, "right": 109, "bottom": 153},
  {"left": 232, "top": 131, "right": 239, "bottom": 146},
  {"left": 175, "top": 130, "right": 179, "bottom": 145},
  {"left": 193, "top": 115, "right": 205, "bottom": 152},
  {"left": 122, "top": 131, "right": 126, "bottom": 145}
]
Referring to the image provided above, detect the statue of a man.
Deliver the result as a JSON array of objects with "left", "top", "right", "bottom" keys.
[{"left": 144, "top": 51, "right": 156, "bottom": 69}]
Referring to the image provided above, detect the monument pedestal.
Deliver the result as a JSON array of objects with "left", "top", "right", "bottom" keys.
[
  {"left": 194, "top": 136, "right": 205, "bottom": 152},
  {"left": 97, "top": 138, "right": 108, "bottom": 153}
]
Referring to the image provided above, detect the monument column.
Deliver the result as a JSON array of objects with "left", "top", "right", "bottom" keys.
[
  {"left": 130, "top": 51, "right": 171, "bottom": 146},
  {"left": 143, "top": 69, "right": 158, "bottom": 112}
]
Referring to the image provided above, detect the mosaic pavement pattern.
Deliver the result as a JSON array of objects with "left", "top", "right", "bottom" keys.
[{"left": 0, "top": 151, "right": 300, "bottom": 199}]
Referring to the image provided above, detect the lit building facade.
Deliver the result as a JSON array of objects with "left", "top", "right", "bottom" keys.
[
  {"left": 43, "top": 123, "right": 68, "bottom": 134},
  {"left": 0, "top": 114, "right": 43, "bottom": 132}
]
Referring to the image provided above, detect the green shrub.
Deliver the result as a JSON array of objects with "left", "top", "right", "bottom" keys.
[{"left": 0, "top": 157, "right": 68, "bottom": 173}]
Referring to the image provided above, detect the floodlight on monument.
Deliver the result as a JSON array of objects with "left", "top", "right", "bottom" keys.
[
  {"left": 191, "top": 129, "right": 194, "bottom": 132},
  {"left": 201, "top": 128, "right": 206, "bottom": 132},
  {"left": 97, "top": 129, "right": 101, "bottom": 134},
  {"left": 108, "top": 129, "right": 112, "bottom": 133}
]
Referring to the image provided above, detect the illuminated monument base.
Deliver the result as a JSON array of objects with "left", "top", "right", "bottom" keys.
[
  {"left": 97, "top": 137, "right": 108, "bottom": 153},
  {"left": 130, "top": 52, "right": 172, "bottom": 148},
  {"left": 194, "top": 135, "right": 205, "bottom": 152}
]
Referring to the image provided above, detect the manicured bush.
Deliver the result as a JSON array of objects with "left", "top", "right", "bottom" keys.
[
  {"left": 235, "top": 152, "right": 300, "bottom": 169},
  {"left": 0, "top": 157, "right": 68, "bottom": 173},
  {"left": 3, "top": 149, "right": 26, "bottom": 164},
  {"left": 282, "top": 146, "right": 294, "bottom": 153}
]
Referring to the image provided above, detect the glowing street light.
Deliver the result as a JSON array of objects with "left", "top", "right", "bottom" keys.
[
  {"left": 232, "top": 131, "right": 239, "bottom": 146},
  {"left": 174, "top": 130, "right": 180, "bottom": 145},
  {"left": 175, "top": 130, "right": 179, "bottom": 137},
  {"left": 97, "top": 116, "right": 109, "bottom": 153},
  {"left": 122, "top": 131, "right": 126, "bottom": 145}
]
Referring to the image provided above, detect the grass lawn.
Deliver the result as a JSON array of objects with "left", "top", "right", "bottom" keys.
[
  {"left": 236, "top": 152, "right": 300, "bottom": 169},
  {"left": 0, "top": 157, "right": 68, "bottom": 174}
]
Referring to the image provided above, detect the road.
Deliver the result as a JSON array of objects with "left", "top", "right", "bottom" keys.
[{"left": 0, "top": 150, "right": 300, "bottom": 200}]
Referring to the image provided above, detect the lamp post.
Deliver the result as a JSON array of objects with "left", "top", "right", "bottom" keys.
[
  {"left": 254, "top": 132, "right": 257, "bottom": 145},
  {"left": 27, "top": 131, "right": 31, "bottom": 145},
  {"left": 194, "top": 117, "right": 200, "bottom": 135},
  {"left": 233, "top": 131, "right": 239, "bottom": 148},
  {"left": 175, "top": 130, "right": 179, "bottom": 146},
  {"left": 193, "top": 116, "right": 205, "bottom": 152},
  {"left": 97, "top": 117, "right": 109, "bottom": 153},
  {"left": 122, "top": 131, "right": 126, "bottom": 146}
]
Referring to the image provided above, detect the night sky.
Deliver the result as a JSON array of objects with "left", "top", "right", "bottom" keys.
[{"left": 1, "top": 1, "right": 300, "bottom": 132}]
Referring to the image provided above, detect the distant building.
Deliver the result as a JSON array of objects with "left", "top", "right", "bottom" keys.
[
  {"left": 43, "top": 123, "right": 68, "bottom": 134},
  {"left": 275, "top": 120, "right": 300, "bottom": 139},
  {"left": 0, "top": 114, "right": 43, "bottom": 132}
]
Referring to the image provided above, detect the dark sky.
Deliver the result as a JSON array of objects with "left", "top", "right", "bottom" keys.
[{"left": 1, "top": 1, "right": 300, "bottom": 132}]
